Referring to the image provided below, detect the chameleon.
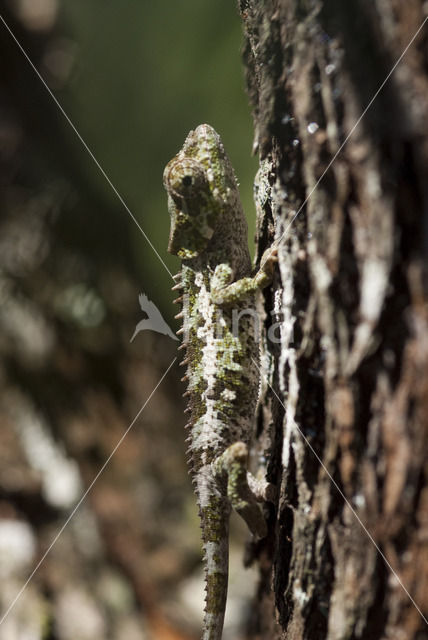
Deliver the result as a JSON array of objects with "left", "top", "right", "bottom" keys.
[{"left": 163, "top": 124, "right": 276, "bottom": 640}]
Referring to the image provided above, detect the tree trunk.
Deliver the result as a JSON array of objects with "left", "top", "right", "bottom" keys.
[{"left": 239, "top": 2, "right": 428, "bottom": 638}]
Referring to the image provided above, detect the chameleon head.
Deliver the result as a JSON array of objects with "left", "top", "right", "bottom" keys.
[{"left": 163, "top": 126, "right": 224, "bottom": 260}]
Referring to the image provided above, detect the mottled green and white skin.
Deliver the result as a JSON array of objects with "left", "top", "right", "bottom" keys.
[{"left": 163, "top": 124, "right": 276, "bottom": 640}]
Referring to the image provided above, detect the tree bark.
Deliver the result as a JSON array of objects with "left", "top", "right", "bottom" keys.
[{"left": 239, "top": 2, "right": 428, "bottom": 638}]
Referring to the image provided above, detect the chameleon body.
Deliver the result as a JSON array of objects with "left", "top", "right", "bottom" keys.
[{"left": 163, "top": 124, "right": 275, "bottom": 640}]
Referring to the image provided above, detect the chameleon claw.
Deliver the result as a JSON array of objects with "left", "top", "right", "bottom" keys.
[
  {"left": 175, "top": 311, "right": 184, "bottom": 320},
  {"left": 257, "top": 245, "right": 279, "bottom": 285},
  {"left": 180, "top": 375, "right": 188, "bottom": 383},
  {"left": 172, "top": 271, "right": 182, "bottom": 281},
  {"left": 173, "top": 296, "right": 184, "bottom": 304},
  {"left": 182, "top": 390, "right": 191, "bottom": 398},
  {"left": 171, "top": 282, "right": 183, "bottom": 291},
  {"left": 179, "top": 358, "right": 189, "bottom": 367},
  {"left": 176, "top": 327, "right": 185, "bottom": 335},
  {"left": 177, "top": 343, "right": 186, "bottom": 351},
  {"left": 184, "top": 406, "right": 191, "bottom": 414}
]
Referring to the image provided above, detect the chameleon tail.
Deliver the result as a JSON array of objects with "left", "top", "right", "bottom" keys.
[{"left": 201, "top": 501, "right": 230, "bottom": 640}]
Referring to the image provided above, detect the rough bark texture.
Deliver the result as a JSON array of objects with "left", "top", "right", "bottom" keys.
[{"left": 239, "top": 2, "right": 428, "bottom": 639}]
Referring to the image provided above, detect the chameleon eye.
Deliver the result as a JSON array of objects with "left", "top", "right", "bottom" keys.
[{"left": 163, "top": 157, "right": 207, "bottom": 199}]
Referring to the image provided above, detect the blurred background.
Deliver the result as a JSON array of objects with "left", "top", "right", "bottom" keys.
[{"left": 0, "top": 1, "right": 259, "bottom": 638}]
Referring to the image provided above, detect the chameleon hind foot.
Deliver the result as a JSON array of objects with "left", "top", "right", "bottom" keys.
[{"left": 212, "top": 442, "right": 269, "bottom": 540}]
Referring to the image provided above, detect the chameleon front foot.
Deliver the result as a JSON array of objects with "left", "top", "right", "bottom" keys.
[{"left": 254, "top": 245, "right": 278, "bottom": 289}]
